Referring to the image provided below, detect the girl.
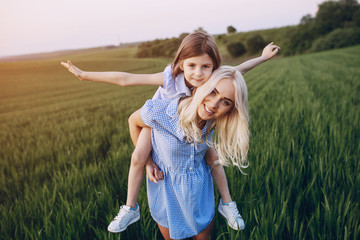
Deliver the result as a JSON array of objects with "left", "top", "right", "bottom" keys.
[
  {"left": 129, "top": 65, "right": 249, "bottom": 239},
  {"left": 61, "top": 32, "right": 280, "bottom": 233}
]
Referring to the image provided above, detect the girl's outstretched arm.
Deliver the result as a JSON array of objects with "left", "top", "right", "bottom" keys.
[
  {"left": 235, "top": 42, "right": 280, "bottom": 75},
  {"left": 61, "top": 60, "right": 164, "bottom": 87}
]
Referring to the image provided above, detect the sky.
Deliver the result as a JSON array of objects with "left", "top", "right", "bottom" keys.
[{"left": 0, "top": 0, "right": 326, "bottom": 57}]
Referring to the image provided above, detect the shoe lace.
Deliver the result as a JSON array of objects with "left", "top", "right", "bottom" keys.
[
  {"left": 114, "top": 206, "right": 130, "bottom": 220},
  {"left": 229, "top": 202, "right": 242, "bottom": 220}
]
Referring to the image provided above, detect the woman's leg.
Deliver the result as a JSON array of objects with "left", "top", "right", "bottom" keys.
[
  {"left": 157, "top": 224, "right": 176, "bottom": 240},
  {"left": 192, "top": 218, "right": 215, "bottom": 240},
  {"left": 157, "top": 218, "right": 214, "bottom": 240}
]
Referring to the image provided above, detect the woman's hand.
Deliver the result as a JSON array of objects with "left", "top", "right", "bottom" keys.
[
  {"left": 61, "top": 60, "right": 83, "bottom": 80},
  {"left": 146, "top": 158, "right": 164, "bottom": 183}
]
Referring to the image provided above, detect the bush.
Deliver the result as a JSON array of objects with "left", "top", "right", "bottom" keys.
[
  {"left": 226, "top": 42, "right": 246, "bottom": 57},
  {"left": 282, "top": 23, "right": 320, "bottom": 56},
  {"left": 246, "top": 34, "right": 266, "bottom": 54},
  {"left": 136, "top": 41, "right": 152, "bottom": 57},
  {"left": 136, "top": 37, "right": 182, "bottom": 58},
  {"left": 310, "top": 27, "right": 360, "bottom": 52}
]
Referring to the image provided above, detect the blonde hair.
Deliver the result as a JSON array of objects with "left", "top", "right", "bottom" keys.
[
  {"left": 172, "top": 31, "right": 221, "bottom": 78},
  {"left": 178, "top": 66, "right": 250, "bottom": 172}
]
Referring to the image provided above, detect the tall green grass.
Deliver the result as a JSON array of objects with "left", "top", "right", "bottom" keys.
[{"left": 0, "top": 46, "right": 359, "bottom": 239}]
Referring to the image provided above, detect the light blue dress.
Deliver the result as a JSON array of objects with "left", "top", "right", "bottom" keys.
[
  {"left": 152, "top": 66, "right": 191, "bottom": 100},
  {"left": 141, "top": 98, "right": 215, "bottom": 239}
]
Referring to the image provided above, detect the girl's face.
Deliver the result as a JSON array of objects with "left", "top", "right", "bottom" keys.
[
  {"left": 197, "top": 78, "right": 235, "bottom": 121},
  {"left": 181, "top": 54, "right": 214, "bottom": 88}
]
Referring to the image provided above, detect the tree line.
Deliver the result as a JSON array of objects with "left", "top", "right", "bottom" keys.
[
  {"left": 135, "top": 0, "right": 360, "bottom": 58},
  {"left": 283, "top": 0, "right": 360, "bottom": 55}
]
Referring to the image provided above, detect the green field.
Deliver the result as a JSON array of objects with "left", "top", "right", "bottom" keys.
[{"left": 0, "top": 45, "right": 359, "bottom": 239}]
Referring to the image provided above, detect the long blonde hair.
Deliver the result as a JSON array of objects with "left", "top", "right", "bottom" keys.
[{"left": 178, "top": 66, "right": 250, "bottom": 171}]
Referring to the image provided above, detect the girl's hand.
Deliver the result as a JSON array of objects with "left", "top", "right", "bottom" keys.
[
  {"left": 61, "top": 60, "right": 83, "bottom": 80},
  {"left": 261, "top": 42, "right": 281, "bottom": 60},
  {"left": 146, "top": 158, "right": 164, "bottom": 183}
]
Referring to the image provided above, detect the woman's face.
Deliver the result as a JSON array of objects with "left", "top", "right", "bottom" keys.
[{"left": 197, "top": 78, "right": 235, "bottom": 121}]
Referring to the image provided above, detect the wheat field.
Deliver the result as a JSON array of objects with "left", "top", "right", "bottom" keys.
[{"left": 0, "top": 46, "right": 359, "bottom": 239}]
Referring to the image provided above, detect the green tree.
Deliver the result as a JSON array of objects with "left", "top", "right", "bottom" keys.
[
  {"left": 300, "top": 14, "right": 315, "bottom": 25},
  {"left": 353, "top": 8, "right": 360, "bottom": 26},
  {"left": 340, "top": 0, "right": 358, "bottom": 5},
  {"left": 194, "top": 27, "right": 207, "bottom": 33},
  {"left": 179, "top": 32, "right": 189, "bottom": 40},
  {"left": 315, "top": 0, "right": 359, "bottom": 34},
  {"left": 227, "top": 25, "right": 237, "bottom": 34}
]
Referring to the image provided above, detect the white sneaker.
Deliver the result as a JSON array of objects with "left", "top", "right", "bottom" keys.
[
  {"left": 218, "top": 198, "right": 245, "bottom": 230},
  {"left": 107, "top": 204, "right": 140, "bottom": 233}
]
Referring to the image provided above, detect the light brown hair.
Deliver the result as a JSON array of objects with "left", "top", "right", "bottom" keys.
[{"left": 172, "top": 32, "right": 221, "bottom": 78}]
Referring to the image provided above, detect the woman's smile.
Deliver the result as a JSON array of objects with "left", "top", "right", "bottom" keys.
[
  {"left": 197, "top": 78, "right": 235, "bottom": 121},
  {"left": 204, "top": 104, "right": 214, "bottom": 115}
]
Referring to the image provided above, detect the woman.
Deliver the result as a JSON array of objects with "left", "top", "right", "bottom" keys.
[{"left": 129, "top": 66, "right": 249, "bottom": 239}]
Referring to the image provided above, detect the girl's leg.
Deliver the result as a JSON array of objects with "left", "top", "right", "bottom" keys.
[
  {"left": 128, "top": 109, "right": 143, "bottom": 146},
  {"left": 205, "top": 147, "right": 245, "bottom": 230},
  {"left": 108, "top": 111, "right": 152, "bottom": 233},
  {"left": 126, "top": 127, "right": 152, "bottom": 207},
  {"left": 205, "top": 147, "right": 231, "bottom": 203},
  {"left": 125, "top": 109, "right": 152, "bottom": 207}
]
